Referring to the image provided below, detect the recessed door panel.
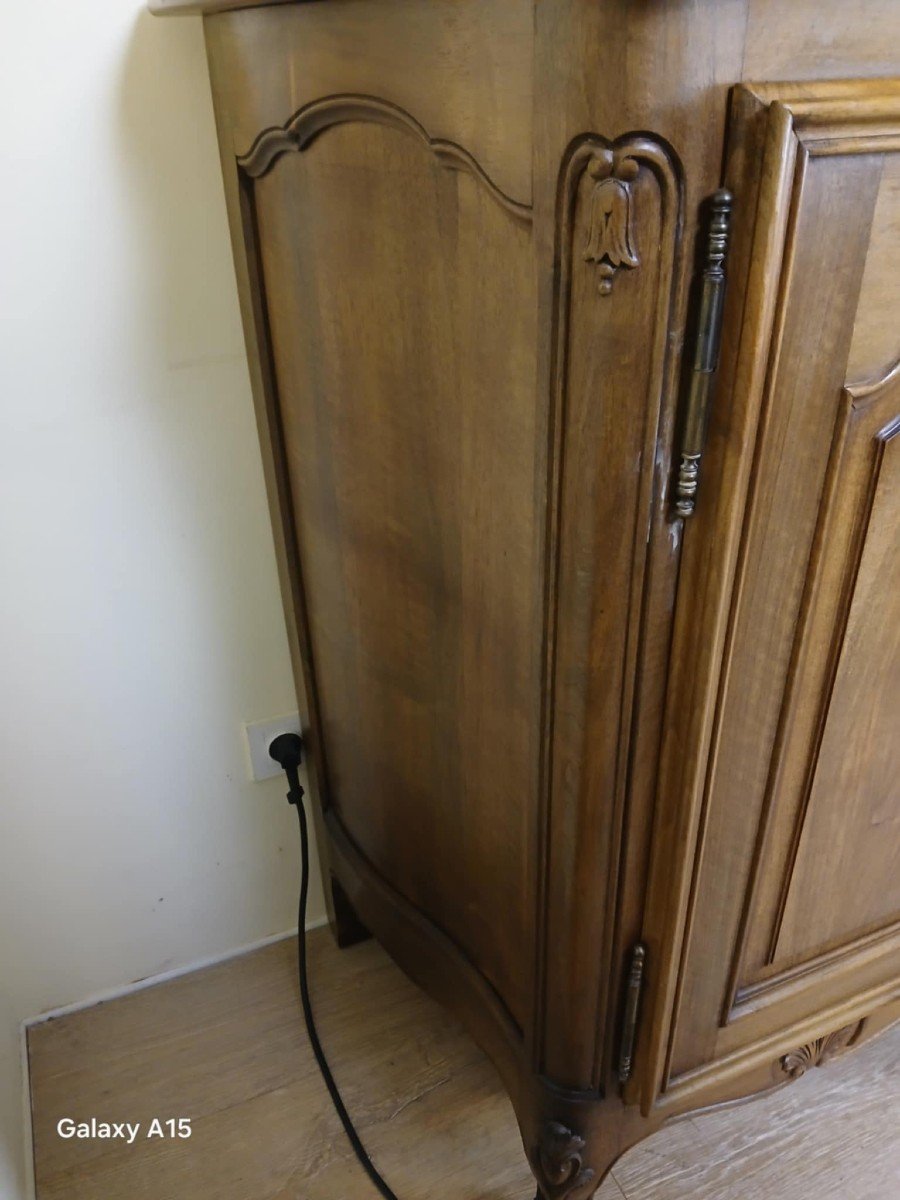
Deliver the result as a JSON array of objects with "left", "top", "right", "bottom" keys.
[
  {"left": 241, "top": 102, "right": 538, "bottom": 1029},
  {"left": 773, "top": 397, "right": 900, "bottom": 967}
]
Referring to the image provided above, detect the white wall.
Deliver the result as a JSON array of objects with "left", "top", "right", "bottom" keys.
[{"left": 0, "top": 5, "right": 325, "bottom": 1195}]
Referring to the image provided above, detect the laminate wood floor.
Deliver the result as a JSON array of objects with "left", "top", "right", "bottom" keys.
[{"left": 29, "top": 932, "right": 899, "bottom": 1199}]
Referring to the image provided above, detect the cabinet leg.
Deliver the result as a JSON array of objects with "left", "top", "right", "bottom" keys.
[
  {"left": 328, "top": 873, "right": 371, "bottom": 949},
  {"left": 528, "top": 1119, "right": 602, "bottom": 1200},
  {"left": 522, "top": 1080, "right": 641, "bottom": 1200}
]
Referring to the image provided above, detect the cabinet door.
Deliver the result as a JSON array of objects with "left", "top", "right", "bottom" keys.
[{"left": 654, "top": 80, "right": 900, "bottom": 1098}]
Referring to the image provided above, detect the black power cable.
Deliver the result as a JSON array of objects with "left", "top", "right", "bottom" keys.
[
  {"left": 270, "top": 733, "right": 543, "bottom": 1200},
  {"left": 268, "top": 733, "right": 401, "bottom": 1200}
]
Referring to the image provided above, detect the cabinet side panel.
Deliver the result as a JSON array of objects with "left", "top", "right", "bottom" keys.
[
  {"left": 249, "top": 122, "right": 538, "bottom": 1029},
  {"left": 203, "top": 0, "right": 533, "bottom": 204},
  {"left": 202, "top": 3, "right": 537, "bottom": 1033},
  {"left": 744, "top": 0, "right": 900, "bottom": 81}
]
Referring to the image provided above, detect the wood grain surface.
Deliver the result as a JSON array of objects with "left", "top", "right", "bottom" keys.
[
  {"left": 29, "top": 934, "right": 900, "bottom": 1200},
  {"left": 655, "top": 80, "right": 900, "bottom": 1093},
  {"left": 146, "top": 3, "right": 900, "bottom": 1190}
]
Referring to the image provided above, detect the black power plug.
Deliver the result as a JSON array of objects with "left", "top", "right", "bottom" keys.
[{"left": 268, "top": 732, "right": 305, "bottom": 805}]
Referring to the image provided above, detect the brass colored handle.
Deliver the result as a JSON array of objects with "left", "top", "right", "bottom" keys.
[
  {"left": 618, "top": 942, "right": 647, "bottom": 1084},
  {"left": 675, "top": 189, "right": 733, "bottom": 517}
]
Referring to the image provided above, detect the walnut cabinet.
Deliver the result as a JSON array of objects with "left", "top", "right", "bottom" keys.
[{"left": 152, "top": 2, "right": 900, "bottom": 1195}]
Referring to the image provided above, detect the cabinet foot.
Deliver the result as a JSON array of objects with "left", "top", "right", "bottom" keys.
[
  {"left": 522, "top": 1081, "right": 641, "bottom": 1200},
  {"left": 530, "top": 1119, "right": 599, "bottom": 1199},
  {"left": 328, "top": 874, "right": 371, "bottom": 949}
]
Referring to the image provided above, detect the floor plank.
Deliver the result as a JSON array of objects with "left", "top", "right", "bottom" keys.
[
  {"left": 28, "top": 932, "right": 899, "bottom": 1200},
  {"left": 609, "top": 1033, "right": 900, "bottom": 1200}
]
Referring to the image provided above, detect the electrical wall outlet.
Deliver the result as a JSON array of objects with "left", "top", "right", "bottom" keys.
[{"left": 244, "top": 713, "right": 303, "bottom": 782}]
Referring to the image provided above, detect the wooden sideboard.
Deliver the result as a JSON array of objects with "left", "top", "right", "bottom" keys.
[{"left": 152, "top": 2, "right": 900, "bottom": 1195}]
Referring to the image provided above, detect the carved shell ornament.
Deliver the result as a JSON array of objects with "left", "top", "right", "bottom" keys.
[
  {"left": 779, "top": 1021, "right": 863, "bottom": 1079},
  {"left": 583, "top": 149, "right": 640, "bottom": 294},
  {"left": 534, "top": 1121, "right": 596, "bottom": 1200}
]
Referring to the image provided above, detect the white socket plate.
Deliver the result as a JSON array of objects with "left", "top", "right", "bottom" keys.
[{"left": 244, "top": 713, "right": 303, "bottom": 782}]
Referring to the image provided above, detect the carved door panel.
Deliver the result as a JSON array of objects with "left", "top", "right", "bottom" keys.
[
  {"left": 237, "top": 97, "right": 538, "bottom": 1030},
  {"left": 661, "top": 80, "right": 900, "bottom": 1092}
]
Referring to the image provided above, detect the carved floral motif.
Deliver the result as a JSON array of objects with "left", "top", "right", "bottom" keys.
[
  {"left": 534, "top": 1121, "right": 596, "bottom": 1200},
  {"left": 779, "top": 1021, "right": 864, "bottom": 1078},
  {"left": 582, "top": 149, "right": 641, "bottom": 295}
]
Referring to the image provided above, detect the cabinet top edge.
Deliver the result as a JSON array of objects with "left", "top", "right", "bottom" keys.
[{"left": 149, "top": 0, "right": 312, "bottom": 16}]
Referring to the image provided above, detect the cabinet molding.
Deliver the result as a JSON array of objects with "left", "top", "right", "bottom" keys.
[
  {"left": 537, "top": 131, "right": 683, "bottom": 1088},
  {"left": 237, "top": 92, "right": 533, "bottom": 223}
]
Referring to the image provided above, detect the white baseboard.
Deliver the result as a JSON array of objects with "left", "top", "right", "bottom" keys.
[{"left": 23, "top": 921, "right": 327, "bottom": 1028}]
